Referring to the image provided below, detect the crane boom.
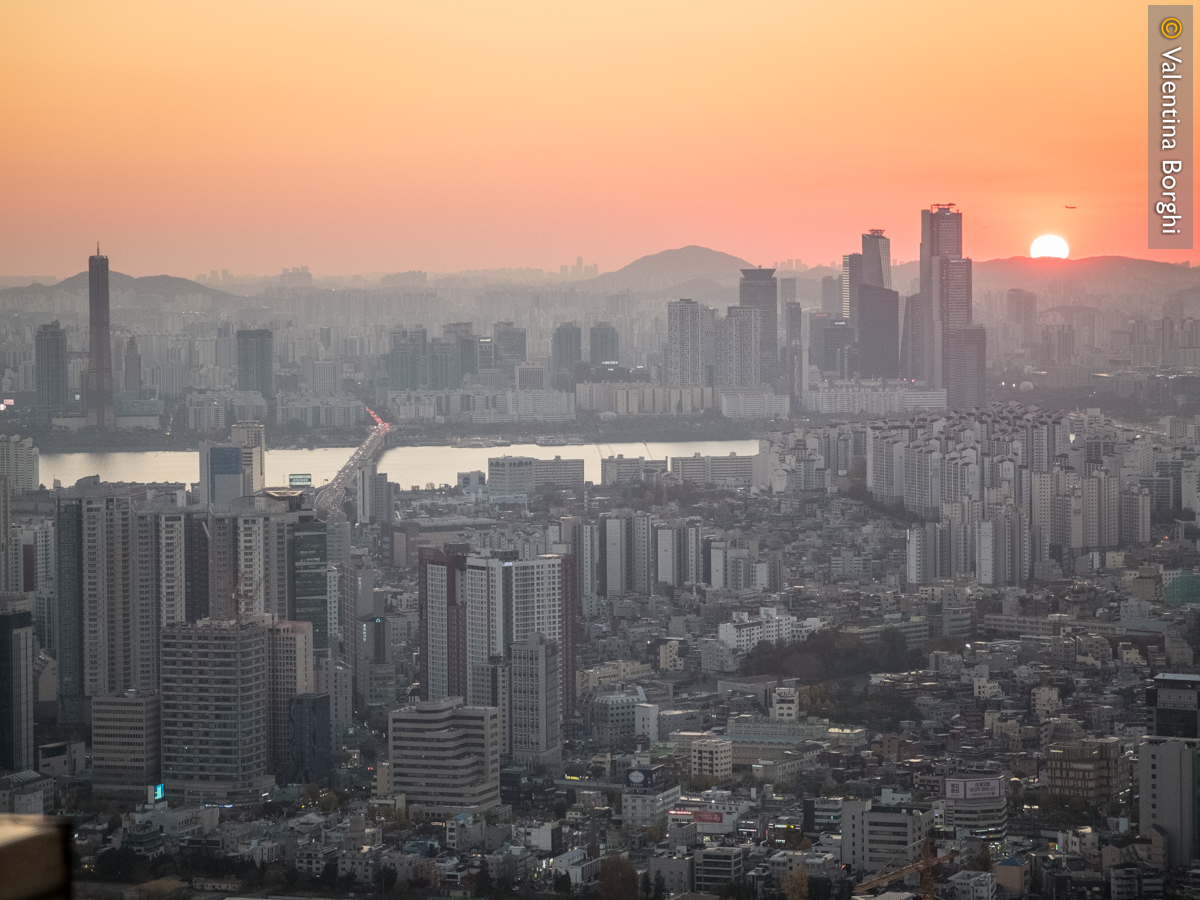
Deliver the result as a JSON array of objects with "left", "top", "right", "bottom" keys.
[{"left": 853, "top": 838, "right": 957, "bottom": 900}]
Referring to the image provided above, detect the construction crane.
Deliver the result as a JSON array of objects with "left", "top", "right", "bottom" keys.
[{"left": 853, "top": 837, "right": 957, "bottom": 900}]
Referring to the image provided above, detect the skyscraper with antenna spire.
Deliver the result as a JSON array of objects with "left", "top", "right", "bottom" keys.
[{"left": 85, "top": 246, "right": 116, "bottom": 429}]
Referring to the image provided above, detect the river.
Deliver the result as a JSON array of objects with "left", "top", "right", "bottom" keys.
[{"left": 37, "top": 439, "right": 761, "bottom": 490}]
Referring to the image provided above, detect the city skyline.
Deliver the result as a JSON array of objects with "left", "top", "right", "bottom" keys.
[{"left": 0, "top": 0, "right": 1186, "bottom": 278}]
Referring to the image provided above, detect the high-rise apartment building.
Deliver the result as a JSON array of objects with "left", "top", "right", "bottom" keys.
[
  {"left": 85, "top": 250, "right": 116, "bottom": 429},
  {"left": 236, "top": 329, "right": 275, "bottom": 398},
  {"left": 91, "top": 690, "right": 161, "bottom": 800},
  {"left": 35, "top": 321, "right": 68, "bottom": 418},
  {"left": 666, "top": 299, "right": 706, "bottom": 386},
  {"left": 160, "top": 618, "right": 273, "bottom": 804},
  {"left": 589, "top": 322, "right": 619, "bottom": 366},
  {"left": 207, "top": 492, "right": 313, "bottom": 621},
  {"left": 388, "top": 698, "right": 500, "bottom": 815},
  {"left": 739, "top": 268, "right": 778, "bottom": 379},
  {"left": 715, "top": 307, "right": 761, "bottom": 387},
  {"left": 0, "top": 593, "right": 34, "bottom": 773},
  {"left": 420, "top": 547, "right": 576, "bottom": 744},
  {"left": 0, "top": 435, "right": 39, "bottom": 494}
]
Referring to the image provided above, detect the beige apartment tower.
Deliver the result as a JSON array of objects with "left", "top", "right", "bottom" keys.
[{"left": 389, "top": 697, "right": 500, "bottom": 815}]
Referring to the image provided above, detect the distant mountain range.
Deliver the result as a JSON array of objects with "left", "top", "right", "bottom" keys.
[
  {"left": 585, "top": 247, "right": 1200, "bottom": 311},
  {"left": 0, "top": 271, "right": 233, "bottom": 302},
  {"left": 5, "top": 249, "right": 1198, "bottom": 313}
]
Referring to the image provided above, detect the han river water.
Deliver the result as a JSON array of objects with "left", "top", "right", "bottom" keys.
[{"left": 37, "top": 440, "right": 761, "bottom": 490}]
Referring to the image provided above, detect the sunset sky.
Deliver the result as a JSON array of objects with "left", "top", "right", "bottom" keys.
[{"left": 0, "top": 1, "right": 1182, "bottom": 278}]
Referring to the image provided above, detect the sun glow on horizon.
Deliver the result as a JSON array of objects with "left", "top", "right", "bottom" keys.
[{"left": 1030, "top": 235, "right": 1070, "bottom": 258}]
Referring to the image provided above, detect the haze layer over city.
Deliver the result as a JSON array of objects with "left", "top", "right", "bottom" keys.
[{"left": 4, "top": 5, "right": 1200, "bottom": 900}]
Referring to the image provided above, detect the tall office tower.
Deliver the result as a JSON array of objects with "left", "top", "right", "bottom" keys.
[
  {"left": 419, "top": 546, "right": 466, "bottom": 702},
  {"left": 841, "top": 253, "right": 863, "bottom": 327},
  {"left": 160, "top": 618, "right": 273, "bottom": 804},
  {"left": 388, "top": 697, "right": 500, "bottom": 815},
  {"left": 943, "top": 325, "right": 987, "bottom": 409},
  {"left": 427, "top": 338, "right": 462, "bottom": 390},
  {"left": 493, "top": 321, "right": 527, "bottom": 370},
  {"left": 292, "top": 519, "right": 332, "bottom": 654},
  {"left": 0, "top": 593, "right": 34, "bottom": 773},
  {"left": 91, "top": 690, "right": 161, "bottom": 801},
  {"left": 715, "top": 307, "right": 761, "bottom": 387},
  {"left": 85, "top": 250, "right": 116, "bottom": 429},
  {"left": 821, "top": 275, "right": 842, "bottom": 318},
  {"left": 590, "top": 322, "right": 620, "bottom": 366},
  {"left": 665, "top": 299, "right": 704, "bottom": 386},
  {"left": 261, "top": 618, "right": 314, "bottom": 775},
  {"left": 236, "top": 329, "right": 275, "bottom": 397},
  {"left": 35, "top": 321, "right": 68, "bottom": 418},
  {"left": 287, "top": 693, "right": 332, "bottom": 784},
  {"left": 199, "top": 424, "right": 265, "bottom": 512},
  {"left": 444, "top": 322, "right": 478, "bottom": 376},
  {"left": 856, "top": 285, "right": 901, "bottom": 379},
  {"left": 510, "top": 634, "right": 561, "bottom": 768},
  {"left": 123, "top": 336, "right": 141, "bottom": 395},
  {"left": 474, "top": 336, "right": 496, "bottom": 374},
  {"left": 551, "top": 322, "right": 583, "bottom": 391},
  {"left": 861, "top": 229, "right": 892, "bottom": 290},
  {"left": 1006, "top": 288, "right": 1039, "bottom": 345},
  {"left": 739, "top": 268, "right": 779, "bottom": 379}
]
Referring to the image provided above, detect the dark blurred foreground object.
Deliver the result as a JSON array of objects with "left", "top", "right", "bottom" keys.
[{"left": 0, "top": 815, "right": 71, "bottom": 900}]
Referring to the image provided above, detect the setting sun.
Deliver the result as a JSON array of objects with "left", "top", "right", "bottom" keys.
[{"left": 1030, "top": 234, "right": 1069, "bottom": 258}]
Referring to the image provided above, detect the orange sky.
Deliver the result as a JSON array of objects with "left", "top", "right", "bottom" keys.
[{"left": 0, "top": 1, "right": 1185, "bottom": 278}]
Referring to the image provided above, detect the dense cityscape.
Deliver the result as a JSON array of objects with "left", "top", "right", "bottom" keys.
[{"left": 5, "top": 192, "right": 1200, "bottom": 900}]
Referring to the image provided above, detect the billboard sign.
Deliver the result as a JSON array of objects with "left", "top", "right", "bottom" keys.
[
  {"left": 693, "top": 810, "right": 724, "bottom": 824},
  {"left": 289, "top": 473, "right": 313, "bottom": 487},
  {"left": 626, "top": 767, "right": 656, "bottom": 789},
  {"left": 945, "top": 777, "right": 1001, "bottom": 799}
]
